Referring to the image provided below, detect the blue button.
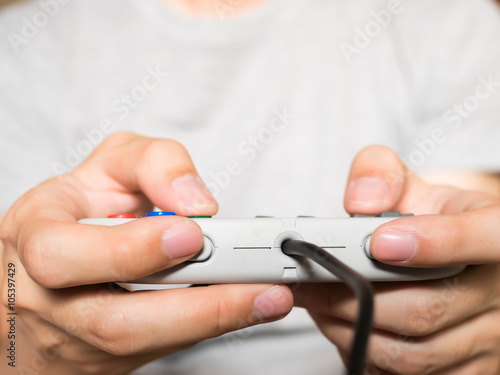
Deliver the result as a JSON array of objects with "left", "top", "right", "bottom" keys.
[{"left": 146, "top": 211, "right": 176, "bottom": 217}]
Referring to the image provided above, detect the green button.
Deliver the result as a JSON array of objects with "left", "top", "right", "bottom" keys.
[{"left": 188, "top": 216, "right": 212, "bottom": 218}]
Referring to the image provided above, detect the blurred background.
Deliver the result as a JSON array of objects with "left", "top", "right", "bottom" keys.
[
  {"left": 2, "top": 0, "right": 499, "bottom": 10},
  {"left": 3, "top": 0, "right": 500, "bottom": 9},
  {"left": 0, "top": 0, "right": 17, "bottom": 9}
]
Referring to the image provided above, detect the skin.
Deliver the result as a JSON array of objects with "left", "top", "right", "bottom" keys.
[
  {"left": 0, "top": 132, "right": 293, "bottom": 375},
  {"left": 2, "top": 137, "right": 499, "bottom": 375},
  {"left": 1, "top": 3, "right": 499, "bottom": 374},
  {"left": 164, "top": 0, "right": 268, "bottom": 17},
  {"left": 146, "top": 3, "right": 500, "bottom": 372},
  {"left": 294, "top": 145, "right": 500, "bottom": 375}
]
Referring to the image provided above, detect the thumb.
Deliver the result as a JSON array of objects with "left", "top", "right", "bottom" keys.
[
  {"left": 370, "top": 205, "right": 500, "bottom": 266},
  {"left": 344, "top": 145, "right": 424, "bottom": 214}
]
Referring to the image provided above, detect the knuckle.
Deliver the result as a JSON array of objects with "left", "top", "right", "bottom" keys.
[
  {"left": 33, "top": 329, "right": 71, "bottom": 360},
  {"left": 143, "top": 138, "right": 190, "bottom": 164},
  {"left": 87, "top": 307, "right": 133, "bottom": 356},
  {"left": 404, "top": 295, "right": 446, "bottom": 336},
  {"left": 202, "top": 291, "right": 245, "bottom": 338},
  {"left": 212, "top": 298, "right": 233, "bottom": 336},
  {"left": 441, "top": 214, "right": 467, "bottom": 250},
  {"left": 106, "top": 225, "right": 169, "bottom": 281},
  {"left": 107, "top": 237, "right": 139, "bottom": 281},
  {"left": 397, "top": 343, "right": 437, "bottom": 375},
  {"left": 352, "top": 145, "right": 410, "bottom": 185},
  {"left": 137, "top": 139, "right": 193, "bottom": 184},
  {"left": 18, "top": 231, "right": 57, "bottom": 289},
  {"left": 163, "top": 138, "right": 189, "bottom": 154},
  {"left": 100, "top": 131, "right": 137, "bottom": 149}
]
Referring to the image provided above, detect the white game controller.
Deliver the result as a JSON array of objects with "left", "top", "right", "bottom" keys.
[{"left": 79, "top": 211, "right": 465, "bottom": 291}]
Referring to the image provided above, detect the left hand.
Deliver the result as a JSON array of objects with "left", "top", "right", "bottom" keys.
[{"left": 294, "top": 145, "right": 500, "bottom": 375}]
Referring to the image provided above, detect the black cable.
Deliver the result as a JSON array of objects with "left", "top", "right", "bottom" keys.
[{"left": 281, "top": 240, "right": 374, "bottom": 375}]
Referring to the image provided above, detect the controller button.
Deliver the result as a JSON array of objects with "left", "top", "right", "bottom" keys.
[
  {"left": 363, "top": 235, "right": 374, "bottom": 259},
  {"left": 378, "top": 211, "right": 402, "bottom": 217},
  {"left": 108, "top": 214, "right": 136, "bottom": 218},
  {"left": 352, "top": 214, "right": 375, "bottom": 218},
  {"left": 188, "top": 236, "right": 214, "bottom": 262},
  {"left": 146, "top": 211, "right": 176, "bottom": 217},
  {"left": 282, "top": 267, "right": 298, "bottom": 281},
  {"left": 255, "top": 216, "right": 274, "bottom": 218},
  {"left": 188, "top": 216, "right": 212, "bottom": 218}
]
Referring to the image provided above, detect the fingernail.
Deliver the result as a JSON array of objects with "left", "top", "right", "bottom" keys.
[
  {"left": 373, "top": 230, "right": 417, "bottom": 262},
  {"left": 162, "top": 223, "right": 203, "bottom": 259},
  {"left": 346, "top": 177, "right": 389, "bottom": 203},
  {"left": 172, "top": 173, "right": 216, "bottom": 210},
  {"left": 254, "top": 286, "right": 291, "bottom": 320}
]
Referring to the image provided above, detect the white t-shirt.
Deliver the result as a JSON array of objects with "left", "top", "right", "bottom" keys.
[{"left": 1, "top": 0, "right": 500, "bottom": 373}]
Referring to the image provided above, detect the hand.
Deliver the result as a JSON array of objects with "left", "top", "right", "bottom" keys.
[
  {"left": 293, "top": 145, "right": 500, "bottom": 375},
  {"left": 0, "top": 132, "right": 293, "bottom": 375}
]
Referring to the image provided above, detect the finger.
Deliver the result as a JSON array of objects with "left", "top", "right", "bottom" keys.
[
  {"left": 312, "top": 309, "right": 499, "bottom": 375},
  {"left": 73, "top": 131, "right": 218, "bottom": 217},
  {"left": 14, "top": 216, "right": 204, "bottom": 288},
  {"left": 344, "top": 145, "right": 428, "bottom": 215},
  {"left": 1, "top": 132, "right": 216, "bottom": 288},
  {"left": 294, "top": 266, "right": 498, "bottom": 337},
  {"left": 370, "top": 205, "right": 500, "bottom": 265},
  {"left": 335, "top": 347, "right": 395, "bottom": 375},
  {"left": 339, "top": 350, "right": 500, "bottom": 375},
  {"left": 49, "top": 284, "right": 293, "bottom": 356},
  {"left": 18, "top": 307, "right": 188, "bottom": 374},
  {"left": 427, "top": 354, "right": 500, "bottom": 375}
]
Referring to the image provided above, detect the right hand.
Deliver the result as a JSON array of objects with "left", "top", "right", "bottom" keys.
[{"left": 0, "top": 132, "right": 293, "bottom": 375}]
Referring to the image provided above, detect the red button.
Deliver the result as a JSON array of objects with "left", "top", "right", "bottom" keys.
[{"left": 107, "top": 214, "right": 137, "bottom": 218}]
